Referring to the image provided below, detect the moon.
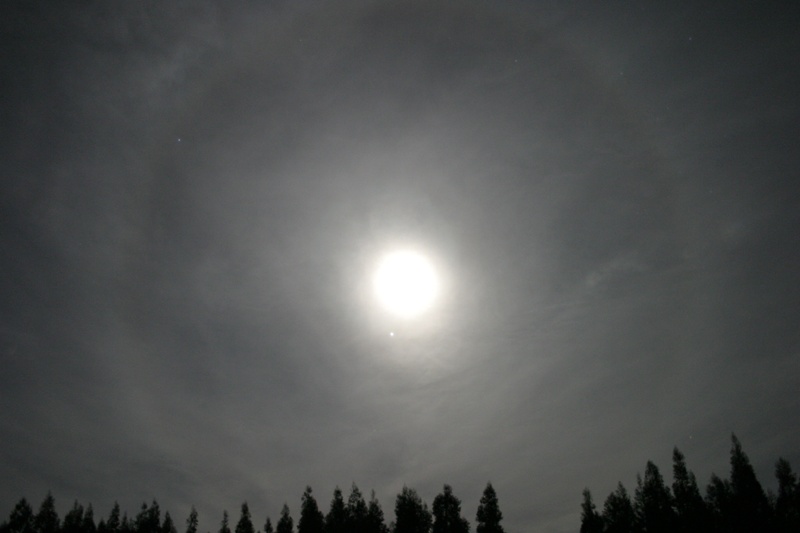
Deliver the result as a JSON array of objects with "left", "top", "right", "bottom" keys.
[{"left": 373, "top": 250, "right": 439, "bottom": 318}]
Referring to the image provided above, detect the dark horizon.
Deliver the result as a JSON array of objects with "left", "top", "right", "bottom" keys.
[
  {"left": 2, "top": 2, "right": 799, "bottom": 532},
  {"left": 3, "top": 433, "right": 799, "bottom": 533}
]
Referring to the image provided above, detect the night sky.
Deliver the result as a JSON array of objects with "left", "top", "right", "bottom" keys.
[{"left": 2, "top": 2, "right": 799, "bottom": 533}]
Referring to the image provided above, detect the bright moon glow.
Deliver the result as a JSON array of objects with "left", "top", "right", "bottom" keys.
[{"left": 373, "top": 250, "right": 439, "bottom": 318}]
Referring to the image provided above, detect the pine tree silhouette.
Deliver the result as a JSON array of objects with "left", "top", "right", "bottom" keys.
[
  {"left": 298, "top": 487, "right": 324, "bottom": 533},
  {"left": 728, "top": 434, "right": 770, "bottom": 533},
  {"left": 324, "top": 489, "right": 345, "bottom": 533},
  {"left": 7, "top": 499, "right": 34, "bottom": 533},
  {"left": 106, "top": 504, "right": 122, "bottom": 533},
  {"left": 774, "top": 457, "right": 800, "bottom": 533},
  {"left": 276, "top": 506, "right": 293, "bottom": 533},
  {"left": 579, "top": 490, "right": 602, "bottom": 533},
  {"left": 219, "top": 511, "right": 231, "bottom": 533},
  {"left": 671, "top": 448, "right": 709, "bottom": 533},
  {"left": 346, "top": 485, "right": 368, "bottom": 533},
  {"left": 34, "top": 493, "right": 59, "bottom": 533},
  {"left": 81, "top": 506, "right": 96, "bottom": 533},
  {"left": 135, "top": 502, "right": 160, "bottom": 533},
  {"left": 365, "top": 492, "right": 388, "bottom": 533},
  {"left": 602, "top": 482, "right": 634, "bottom": 533},
  {"left": 394, "top": 487, "right": 431, "bottom": 533},
  {"left": 235, "top": 504, "right": 254, "bottom": 533},
  {"left": 431, "top": 485, "right": 468, "bottom": 533},
  {"left": 161, "top": 513, "right": 176, "bottom": 533},
  {"left": 63, "top": 502, "right": 85, "bottom": 533},
  {"left": 705, "top": 473, "right": 733, "bottom": 533},
  {"left": 475, "top": 484, "right": 503, "bottom": 533},
  {"left": 119, "top": 512, "right": 132, "bottom": 533},
  {"left": 634, "top": 461, "right": 675, "bottom": 533}
]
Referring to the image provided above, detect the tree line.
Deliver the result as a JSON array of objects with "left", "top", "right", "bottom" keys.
[
  {"left": 0, "top": 483, "right": 504, "bottom": 533},
  {"left": 580, "top": 434, "right": 800, "bottom": 533}
]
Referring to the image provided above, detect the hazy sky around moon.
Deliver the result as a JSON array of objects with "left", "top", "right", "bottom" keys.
[{"left": 1, "top": 2, "right": 799, "bottom": 533}]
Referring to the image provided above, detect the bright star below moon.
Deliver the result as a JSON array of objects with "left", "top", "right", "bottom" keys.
[{"left": 373, "top": 250, "right": 439, "bottom": 319}]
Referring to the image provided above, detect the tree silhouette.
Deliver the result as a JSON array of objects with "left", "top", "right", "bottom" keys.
[
  {"left": 276, "top": 506, "right": 293, "bottom": 533},
  {"left": 219, "top": 511, "right": 231, "bottom": 533},
  {"left": 475, "top": 484, "right": 503, "bottom": 533},
  {"left": 106, "top": 504, "right": 122, "bottom": 533},
  {"left": 346, "top": 484, "right": 368, "bottom": 533},
  {"left": 365, "top": 492, "right": 388, "bottom": 533},
  {"left": 579, "top": 489, "right": 602, "bottom": 533},
  {"left": 83, "top": 506, "right": 97, "bottom": 533},
  {"left": 161, "top": 513, "right": 176, "bottom": 533},
  {"left": 393, "top": 487, "right": 431, "bottom": 533},
  {"left": 774, "top": 457, "right": 800, "bottom": 533},
  {"left": 298, "top": 487, "right": 324, "bottom": 533},
  {"left": 577, "top": 435, "right": 797, "bottom": 533},
  {"left": 235, "top": 504, "right": 254, "bottom": 533},
  {"left": 431, "top": 485, "right": 468, "bottom": 533},
  {"left": 324, "top": 489, "right": 346, "bottom": 533},
  {"left": 34, "top": 493, "right": 59, "bottom": 533},
  {"left": 135, "top": 502, "right": 160, "bottom": 533},
  {"left": 5, "top": 456, "right": 799, "bottom": 533},
  {"left": 728, "top": 434, "right": 770, "bottom": 533},
  {"left": 119, "top": 513, "right": 132, "bottom": 533},
  {"left": 602, "top": 482, "right": 634, "bottom": 533},
  {"left": 6, "top": 499, "right": 34, "bottom": 533},
  {"left": 185, "top": 507, "right": 198, "bottom": 533},
  {"left": 63, "top": 502, "right": 85, "bottom": 533},
  {"left": 672, "top": 448, "right": 709, "bottom": 533},
  {"left": 634, "top": 461, "right": 675, "bottom": 533},
  {"left": 705, "top": 473, "right": 733, "bottom": 533}
]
